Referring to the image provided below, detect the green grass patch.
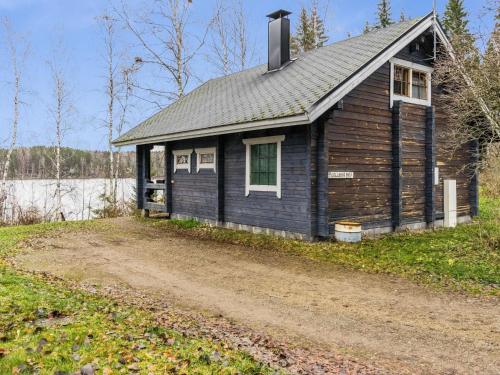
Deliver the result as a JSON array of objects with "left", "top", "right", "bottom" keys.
[
  {"left": 0, "top": 223, "right": 271, "bottom": 374},
  {"left": 151, "top": 197, "right": 499, "bottom": 296}
]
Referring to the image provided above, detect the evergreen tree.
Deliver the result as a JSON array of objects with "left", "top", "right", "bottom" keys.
[
  {"left": 442, "top": 0, "right": 475, "bottom": 54},
  {"left": 376, "top": 0, "right": 393, "bottom": 28},
  {"left": 442, "top": 0, "right": 470, "bottom": 37},
  {"left": 291, "top": 8, "right": 314, "bottom": 56},
  {"left": 291, "top": 5, "right": 329, "bottom": 56}
]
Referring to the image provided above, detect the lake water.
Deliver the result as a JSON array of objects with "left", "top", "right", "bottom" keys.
[{"left": 2, "top": 178, "right": 135, "bottom": 222}]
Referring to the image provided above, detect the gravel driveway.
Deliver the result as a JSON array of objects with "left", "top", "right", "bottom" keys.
[{"left": 16, "top": 218, "right": 500, "bottom": 374}]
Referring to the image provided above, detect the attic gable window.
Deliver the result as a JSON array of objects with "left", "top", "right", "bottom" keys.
[
  {"left": 243, "top": 135, "right": 285, "bottom": 198},
  {"left": 390, "top": 57, "right": 433, "bottom": 107}
]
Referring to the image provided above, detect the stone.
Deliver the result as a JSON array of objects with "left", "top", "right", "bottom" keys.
[{"left": 80, "top": 364, "right": 94, "bottom": 375}]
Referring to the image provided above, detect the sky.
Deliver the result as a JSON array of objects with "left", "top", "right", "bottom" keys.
[{"left": 0, "top": 0, "right": 496, "bottom": 151}]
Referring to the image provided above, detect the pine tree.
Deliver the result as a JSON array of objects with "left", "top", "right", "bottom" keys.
[
  {"left": 442, "top": 0, "right": 469, "bottom": 37},
  {"left": 291, "top": 8, "right": 313, "bottom": 56},
  {"left": 376, "top": 0, "right": 392, "bottom": 28},
  {"left": 291, "top": 6, "right": 328, "bottom": 56},
  {"left": 442, "top": 0, "right": 475, "bottom": 53}
]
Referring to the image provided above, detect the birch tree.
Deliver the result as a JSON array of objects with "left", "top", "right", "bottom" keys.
[
  {"left": 115, "top": 0, "right": 212, "bottom": 107},
  {"left": 98, "top": 14, "right": 118, "bottom": 205},
  {"left": 232, "top": 1, "right": 249, "bottom": 71},
  {"left": 47, "top": 42, "right": 72, "bottom": 220},
  {"left": 1, "top": 19, "right": 28, "bottom": 217},
  {"left": 209, "top": 1, "right": 250, "bottom": 75},
  {"left": 433, "top": 5, "right": 499, "bottom": 164},
  {"left": 113, "top": 63, "right": 138, "bottom": 199}
]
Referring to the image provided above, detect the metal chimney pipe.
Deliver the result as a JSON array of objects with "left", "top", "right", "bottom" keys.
[{"left": 267, "top": 9, "right": 291, "bottom": 72}]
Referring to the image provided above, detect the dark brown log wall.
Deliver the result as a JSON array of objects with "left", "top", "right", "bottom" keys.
[
  {"left": 400, "top": 103, "right": 426, "bottom": 223},
  {"left": 327, "top": 60, "right": 473, "bottom": 230},
  {"left": 327, "top": 63, "right": 393, "bottom": 227},
  {"left": 434, "top": 108, "right": 473, "bottom": 217}
]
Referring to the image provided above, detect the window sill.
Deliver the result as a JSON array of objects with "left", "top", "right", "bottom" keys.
[
  {"left": 392, "top": 94, "right": 430, "bottom": 107},
  {"left": 197, "top": 164, "right": 216, "bottom": 172},
  {"left": 247, "top": 185, "right": 281, "bottom": 198}
]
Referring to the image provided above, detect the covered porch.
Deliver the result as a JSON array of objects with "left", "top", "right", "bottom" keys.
[{"left": 136, "top": 143, "right": 171, "bottom": 216}]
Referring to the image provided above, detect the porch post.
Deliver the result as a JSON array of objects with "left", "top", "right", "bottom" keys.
[
  {"left": 216, "top": 135, "right": 225, "bottom": 223},
  {"left": 136, "top": 145, "right": 145, "bottom": 210},
  {"left": 165, "top": 142, "right": 173, "bottom": 214},
  {"left": 137, "top": 144, "right": 152, "bottom": 216},
  {"left": 317, "top": 119, "right": 330, "bottom": 237},
  {"left": 425, "top": 106, "right": 436, "bottom": 225},
  {"left": 391, "top": 101, "right": 403, "bottom": 230}
]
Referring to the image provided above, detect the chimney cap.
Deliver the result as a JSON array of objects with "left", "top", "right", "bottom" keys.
[{"left": 266, "top": 9, "right": 291, "bottom": 20}]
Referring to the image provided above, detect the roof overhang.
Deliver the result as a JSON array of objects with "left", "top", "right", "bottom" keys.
[
  {"left": 113, "top": 113, "right": 310, "bottom": 146},
  {"left": 114, "top": 13, "right": 451, "bottom": 147}
]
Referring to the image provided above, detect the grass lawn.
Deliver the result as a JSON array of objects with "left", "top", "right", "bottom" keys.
[
  {"left": 0, "top": 223, "right": 272, "bottom": 374},
  {"left": 151, "top": 196, "right": 499, "bottom": 296}
]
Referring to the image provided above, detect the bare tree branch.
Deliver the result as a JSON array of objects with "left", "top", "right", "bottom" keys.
[{"left": 114, "top": 0, "right": 213, "bottom": 105}]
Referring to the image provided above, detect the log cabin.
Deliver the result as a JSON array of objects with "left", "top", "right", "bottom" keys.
[{"left": 113, "top": 10, "right": 479, "bottom": 240}]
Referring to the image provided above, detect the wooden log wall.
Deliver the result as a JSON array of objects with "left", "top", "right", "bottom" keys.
[
  {"left": 223, "top": 126, "right": 312, "bottom": 236},
  {"left": 400, "top": 103, "right": 427, "bottom": 223},
  {"left": 327, "top": 63, "right": 394, "bottom": 228},
  {"left": 434, "top": 107, "right": 473, "bottom": 217},
  {"left": 170, "top": 137, "right": 218, "bottom": 221},
  {"left": 327, "top": 58, "right": 474, "bottom": 230}
]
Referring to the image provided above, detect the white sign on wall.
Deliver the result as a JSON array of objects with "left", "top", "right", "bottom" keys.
[{"left": 328, "top": 171, "right": 354, "bottom": 179}]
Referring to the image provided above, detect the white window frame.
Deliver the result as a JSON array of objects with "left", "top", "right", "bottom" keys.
[
  {"left": 172, "top": 149, "right": 192, "bottom": 173},
  {"left": 242, "top": 135, "right": 285, "bottom": 199},
  {"left": 390, "top": 57, "right": 433, "bottom": 108},
  {"left": 195, "top": 147, "right": 216, "bottom": 172}
]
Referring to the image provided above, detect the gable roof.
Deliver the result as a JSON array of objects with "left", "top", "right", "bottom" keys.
[{"left": 114, "top": 13, "right": 439, "bottom": 146}]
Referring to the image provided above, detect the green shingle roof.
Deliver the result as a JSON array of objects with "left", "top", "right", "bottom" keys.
[{"left": 115, "top": 16, "right": 426, "bottom": 145}]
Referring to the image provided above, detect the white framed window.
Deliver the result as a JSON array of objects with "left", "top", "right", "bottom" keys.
[
  {"left": 390, "top": 57, "right": 433, "bottom": 107},
  {"left": 195, "top": 147, "right": 216, "bottom": 172},
  {"left": 242, "top": 135, "right": 285, "bottom": 199},
  {"left": 172, "top": 149, "right": 192, "bottom": 173}
]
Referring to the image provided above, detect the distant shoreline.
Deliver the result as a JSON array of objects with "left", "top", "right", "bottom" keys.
[{"left": 5, "top": 177, "right": 135, "bottom": 182}]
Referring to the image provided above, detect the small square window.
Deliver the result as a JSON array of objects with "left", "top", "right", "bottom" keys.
[
  {"left": 172, "top": 149, "right": 192, "bottom": 173},
  {"left": 195, "top": 147, "right": 216, "bottom": 172},
  {"left": 176, "top": 155, "right": 189, "bottom": 165},
  {"left": 200, "top": 153, "right": 214, "bottom": 164}
]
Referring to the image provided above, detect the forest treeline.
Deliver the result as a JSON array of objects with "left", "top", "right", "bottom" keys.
[{"left": 0, "top": 146, "right": 136, "bottom": 180}]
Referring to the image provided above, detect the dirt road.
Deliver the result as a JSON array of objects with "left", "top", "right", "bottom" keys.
[{"left": 15, "top": 218, "right": 499, "bottom": 374}]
